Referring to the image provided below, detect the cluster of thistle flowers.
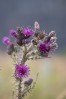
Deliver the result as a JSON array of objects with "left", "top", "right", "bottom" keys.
[{"left": 3, "top": 22, "right": 58, "bottom": 98}]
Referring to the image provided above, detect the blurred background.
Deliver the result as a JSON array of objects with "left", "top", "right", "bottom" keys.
[{"left": 0, "top": 0, "right": 66, "bottom": 99}]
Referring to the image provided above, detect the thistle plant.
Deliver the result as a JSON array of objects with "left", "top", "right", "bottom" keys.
[{"left": 3, "top": 22, "right": 58, "bottom": 99}]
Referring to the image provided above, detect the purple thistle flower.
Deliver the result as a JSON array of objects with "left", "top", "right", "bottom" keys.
[
  {"left": 22, "top": 27, "right": 34, "bottom": 36},
  {"left": 39, "top": 42, "right": 51, "bottom": 56},
  {"left": 3, "top": 37, "right": 11, "bottom": 45},
  {"left": 10, "top": 29, "right": 17, "bottom": 37},
  {"left": 15, "top": 64, "right": 30, "bottom": 79}
]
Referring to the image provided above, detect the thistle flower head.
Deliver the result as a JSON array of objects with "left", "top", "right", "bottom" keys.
[
  {"left": 39, "top": 42, "right": 51, "bottom": 56},
  {"left": 10, "top": 29, "right": 17, "bottom": 37},
  {"left": 15, "top": 64, "right": 30, "bottom": 79},
  {"left": 22, "top": 27, "right": 34, "bottom": 36},
  {"left": 3, "top": 37, "right": 11, "bottom": 45}
]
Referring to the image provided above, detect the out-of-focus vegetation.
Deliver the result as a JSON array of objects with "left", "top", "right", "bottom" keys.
[
  {"left": 0, "top": 0, "right": 66, "bottom": 52},
  {"left": 0, "top": 53, "right": 66, "bottom": 99}
]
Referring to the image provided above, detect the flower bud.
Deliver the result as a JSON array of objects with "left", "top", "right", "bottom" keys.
[
  {"left": 10, "top": 29, "right": 17, "bottom": 37},
  {"left": 3, "top": 37, "right": 11, "bottom": 45},
  {"left": 50, "top": 37, "right": 57, "bottom": 42},
  {"left": 17, "top": 27, "right": 22, "bottom": 34},
  {"left": 38, "top": 32, "right": 45, "bottom": 39},
  {"left": 34, "top": 32, "right": 39, "bottom": 37},
  {"left": 16, "top": 39, "right": 23, "bottom": 46},
  {"left": 32, "top": 39, "right": 38, "bottom": 45},
  {"left": 49, "top": 31, "right": 56, "bottom": 37},
  {"left": 34, "top": 21, "right": 40, "bottom": 30},
  {"left": 24, "top": 78, "right": 33, "bottom": 86},
  {"left": 51, "top": 43, "right": 58, "bottom": 49},
  {"left": 7, "top": 44, "right": 15, "bottom": 55}
]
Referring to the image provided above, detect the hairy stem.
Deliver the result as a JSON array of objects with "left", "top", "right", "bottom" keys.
[
  {"left": 21, "top": 45, "right": 27, "bottom": 64},
  {"left": 18, "top": 45, "right": 27, "bottom": 99},
  {"left": 18, "top": 79, "right": 22, "bottom": 99},
  {"left": 18, "top": 44, "right": 34, "bottom": 99}
]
